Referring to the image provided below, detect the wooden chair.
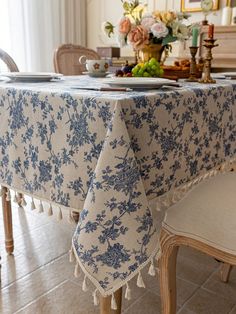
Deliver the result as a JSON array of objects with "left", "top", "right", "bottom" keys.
[
  {"left": 53, "top": 44, "right": 100, "bottom": 75},
  {"left": 0, "top": 49, "right": 19, "bottom": 282},
  {"left": 0, "top": 48, "right": 20, "bottom": 253},
  {"left": 0, "top": 48, "right": 19, "bottom": 72},
  {"left": 159, "top": 172, "right": 236, "bottom": 313}
]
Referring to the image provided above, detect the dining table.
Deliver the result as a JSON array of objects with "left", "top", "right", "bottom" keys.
[{"left": 0, "top": 75, "right": 236, "bottom": 313}]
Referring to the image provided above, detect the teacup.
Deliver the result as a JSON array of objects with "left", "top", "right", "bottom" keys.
[{"left": 79, "top": 56, "right": 109, "bottom": 73}]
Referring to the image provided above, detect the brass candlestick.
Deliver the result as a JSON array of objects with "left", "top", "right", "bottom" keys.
[
  {"left": 186, "top": 46, "right": 199, "bottom": 82},
  {"left": 199, "top": 38, "right": 218, "bottom": 84}
]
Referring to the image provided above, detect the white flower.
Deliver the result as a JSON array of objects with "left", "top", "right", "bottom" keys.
[
  {"left": 172, "top": 22, "right": 189, "bottom": 40},
  {"left": 151, "top": 22, "right": 169, "bottom": 39},
  {"left": 141, "top": 17, "right": 156, "bottom": 31}
]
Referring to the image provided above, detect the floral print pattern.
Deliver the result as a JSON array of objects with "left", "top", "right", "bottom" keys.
[{"left": 0, "top": 77, "right": 236, "bottom": 296}]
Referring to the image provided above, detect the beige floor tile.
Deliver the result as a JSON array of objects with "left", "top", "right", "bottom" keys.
[
  {"left": 150, "top": 276, "right": 198, "bottom": 307},
  {"left": 0, "top": 255, "right": 76, "bottom": 313},
  {"left": 123, "top": 290, "right": 162, "bottom": 314},
  {"left": 176, "top": 247, "right": 219, "bottom": 285},
  {"left": 203, "top": 266, "right": 236, "bottom": 302},
  {"left": 4, "top": 220, "right": 75, "bottom": 265},
  {"left": 121, "top": 274, "right": 148, "bottom": 310},
  {"left": 178, "top": 288, "right": 235, "bottom": 314},
  {"left": 138, "top": 263, "right": 198, "bottom": 307},
  {"left": 15, "top": 280, "right": 99, "bottom": 314}
]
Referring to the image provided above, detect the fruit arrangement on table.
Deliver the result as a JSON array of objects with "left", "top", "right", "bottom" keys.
[
  {"left": 115, "top": 58, "right": 203, "bottom": 80},
  {"left": 115, "top": 58, "right": 163, "bottom": 78}
]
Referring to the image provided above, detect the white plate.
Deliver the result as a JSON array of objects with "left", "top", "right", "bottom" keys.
[
  {"left": 1, "top": 72, "right": 63, "bottom": 82},
  {"left": 104, "top": 77, "right": 174, "bottom": 89},
  {"left": 211, "top": 73, "right": 226, "bottom": 79},
  {"left": 82, "top": 71, "right": 110, "bottom": 78},
  {"left": 220, "top": 72, "right": 236, "bottom": 78}
]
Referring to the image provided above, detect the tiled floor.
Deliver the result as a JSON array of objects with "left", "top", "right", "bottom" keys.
[{"left": 0, "top": 196, "right": 236, "bottom": 314}]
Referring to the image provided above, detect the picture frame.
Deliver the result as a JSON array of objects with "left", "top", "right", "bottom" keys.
[{"left": 181, "top": 0, "right": 219, "bottom": 12}]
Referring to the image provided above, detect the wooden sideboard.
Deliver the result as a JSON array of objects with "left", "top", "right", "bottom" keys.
[{"left": 199, "top": 25, "right": 236, "bottom": 71}]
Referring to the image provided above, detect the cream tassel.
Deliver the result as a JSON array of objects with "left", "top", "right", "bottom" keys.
[
  {"left": 156, "top": 202, "right": 161, "bottom": 212},
  {"left": 125, "top": 282, "right": 131, "bottom": 300},
  {"left": 137, "top": 271, "right": 145, "bottom": 288},
  {"left": 38, "top": 201, "right": 44, "bottom": 213},
  {"left": 48, "top": 204, "right": 53, "bottom": 216},
  {"left": 69, "top": 248, "right": 75, "bottom": 263},
  {"left": 21, "top": 197, "right": 27, "bottom": 207},
  {"left": 155, "top": 250, "right": 161, "bottom": 262},
  {"left": 6, "top": 190, "right": 11, "bottom": 202},
  {"left": 57, "top": 207, "right": 63, "bottom": 221},
  {"left": 148, "top": 259, "right": 156, "bottom": 276},
  {"left": 31, "top": 198, "right": 36, "bottom": 210},
  {"left": 68, "top": 211, "right": 75, "bottom": 224},
  {"left": 74, "top": 262, "right": 80, "bottom": 278},
  {"left": 13, "top": 192, "right": 18, "bottom": 203},
  {"left": 92, "top": 289, "right": 99, "bottom": 306},
  {"left": 111, "top": 293, "right": 117, "bottom": 310},
  {"left": 82, "top": 276, "right": 88, "bottom": 292},
  {"left": 162, "top": 199, "right": 169, "bottom": 207}
]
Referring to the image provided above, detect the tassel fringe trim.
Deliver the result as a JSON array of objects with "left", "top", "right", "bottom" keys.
[
  {"left": 70, "top": 240, "right": 163, "bottom": 308},
  {"left": 111, "top": 293, "right": 117, "bottom": 310},
  {"left": 0, "top": 159, "right": 233, "bottom": 223},
  {"left": 92, "top": 289, "right": 99, "bottom": 306},
  {"left": 0, "top": 186, "right": 82, "bottom": 222}
]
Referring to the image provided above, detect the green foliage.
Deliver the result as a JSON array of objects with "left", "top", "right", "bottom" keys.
[{"left": 162, "top": 34, "right": 177, "bottom": 46}]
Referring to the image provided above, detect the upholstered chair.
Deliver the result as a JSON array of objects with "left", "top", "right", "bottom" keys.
[{"left": 159, "top": 172, "right": 236, "bottom": 313}]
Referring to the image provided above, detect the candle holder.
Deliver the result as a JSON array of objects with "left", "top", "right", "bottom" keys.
[
  {"left": 186, "top": 46, "right": 199, "bottom": 82},
  {"left": 199, "top": 38, "right": 218, "bottom": 84}
]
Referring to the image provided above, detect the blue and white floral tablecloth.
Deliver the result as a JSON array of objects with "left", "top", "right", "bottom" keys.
[{"left": 0, "top": 76, "right": 236, "bottom": 301}]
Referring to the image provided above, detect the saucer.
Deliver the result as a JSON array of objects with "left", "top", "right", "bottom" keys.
[{"left": 82, "top": 71, "right": 110, "bottom": 78}]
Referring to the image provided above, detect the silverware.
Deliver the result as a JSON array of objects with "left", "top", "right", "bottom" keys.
[{"left": 71, "top": 86, "right": 133, "bottom": 92}]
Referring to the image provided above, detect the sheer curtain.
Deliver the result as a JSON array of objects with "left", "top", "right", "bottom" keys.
[{"left": 0, "top": 0, "right": 86, "bottom": 71}]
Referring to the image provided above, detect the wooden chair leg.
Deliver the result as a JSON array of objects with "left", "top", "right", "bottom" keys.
[
  {"left": 159, "top": 232, "right": 179, "bottom": 314},
  {"left": 100, "top": 287, "right": 122, "bottom": 314},
  {"left": 219, "top": 263, "right": 233, "bottom": 283},
  {"left": 1, "top": 187, "right": 14, "bottom": 254}
]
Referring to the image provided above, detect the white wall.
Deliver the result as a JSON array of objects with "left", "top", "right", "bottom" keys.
[{"left": 87, "top": 0, "right": 226, "bottom": 57}]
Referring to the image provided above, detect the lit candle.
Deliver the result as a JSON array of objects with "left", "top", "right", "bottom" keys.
[
  {"left": 208, "top": 24, "right": 214, "bottom": 39},
  {"left": 192, "top": 27, "right": 199, "bottom": 47}
]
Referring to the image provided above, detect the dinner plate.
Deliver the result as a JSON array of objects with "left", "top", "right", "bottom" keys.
[
  {"left": 82, "top": 71, "right": 110, "bottom": 78},
  {"left": 104, "top": 77, "right": 175, "bottom": 89},
  {"left": 1, "top": 72, "right": 63, "bottom": 82},
  {"left": 220, "top": 72, "right": 236, "bottom": 79}
]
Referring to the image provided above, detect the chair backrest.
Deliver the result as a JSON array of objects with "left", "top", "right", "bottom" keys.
[
  {"left": 53, "top": 44, "right": 100, "bottom": 75},
  {"left": 0, "top": 48, "right": 19, "bottom": 72}
]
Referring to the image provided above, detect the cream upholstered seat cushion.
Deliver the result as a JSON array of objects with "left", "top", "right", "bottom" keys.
[{"left": 163, "top": 172, "right": 236, "bottom": 255}]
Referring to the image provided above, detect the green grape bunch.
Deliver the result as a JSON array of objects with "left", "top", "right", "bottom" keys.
[{"left": 131, "top": 58, "right": 164, "bottom": 77}]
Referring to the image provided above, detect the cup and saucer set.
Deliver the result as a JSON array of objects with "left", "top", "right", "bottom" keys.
[{"left": 79, "top": 56, "right": 111, "bottom": 77}]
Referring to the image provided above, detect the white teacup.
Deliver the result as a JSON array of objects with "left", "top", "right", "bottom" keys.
[{"left": 79, "top": 56, "right": 109, "bottom": 73}]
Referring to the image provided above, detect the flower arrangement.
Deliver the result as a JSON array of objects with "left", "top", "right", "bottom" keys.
[{"left": 102, "top": 0, "right": 191, "bottom": 51}]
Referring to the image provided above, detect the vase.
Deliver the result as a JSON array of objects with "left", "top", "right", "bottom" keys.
[{"left": 137, "top": 44, "right": 165, "bottom": 63}]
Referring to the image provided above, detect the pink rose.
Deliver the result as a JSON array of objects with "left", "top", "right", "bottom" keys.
[
  {"left": 141, "top": 17, "right": 156, "bottom": 31},
  {"left": 151, "top": 22, "right": 169, "bottom": 39},
  {"left": 119, "top": 17, "right": 131, "bottom": 34},
  {"left": 128, "top": 25, "right": 149, "bottom": 50}
]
